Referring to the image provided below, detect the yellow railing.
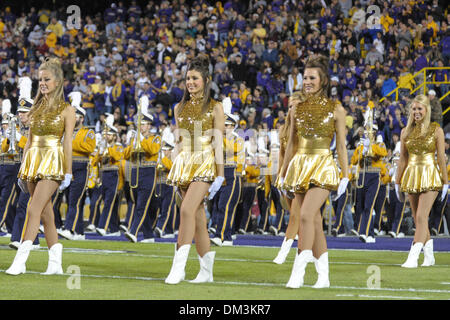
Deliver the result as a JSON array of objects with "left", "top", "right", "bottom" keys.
[{"left": 379, "top": 67, "right": 450, "bottom": 105}]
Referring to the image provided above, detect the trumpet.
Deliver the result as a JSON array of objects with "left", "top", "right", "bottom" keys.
[
  {"left": 128, "top": 101, "right": 145, "bottom": 189},
  {"left": 356, "top": 108, "right": 375, "bottom": 188}
]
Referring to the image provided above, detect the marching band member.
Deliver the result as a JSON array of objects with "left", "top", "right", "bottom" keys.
[
  {"left": 154, "top": 136, "right": 177, "bottom": 239},
  {"left": 0, "top": 99, "right": 20, "bottom": 235},
  {"left": 236, "top": 146, "right": 259, "bottom": 234},
  {"left": 58, "top": 92, "right": 96, "bottom": 240},
  {"left": 86, "top": 148, "right": 102, "bottom": 231},
  {"left": 395, "top": 95, "right": 448, "bottom": 268},
  {"left": 331, "top": 149, "right": 350, "bottom": 237},
  {"left": 123, "top": 96, "right": 161, "bottom": 243},
  {"left": 7, "top": 77, "right": 40, "bottom": 249},
  {"left": 95, "top": 114, "right": 124, "bottom": 236},
  {"left": 268, "top": 129, "right": 287, "bottom": 237},
  {"left": 255, "top": 145, "right": 271, "bottom": 235},
  {"left": 165, "top": 54, "right": 225, "bottom": 285},
  {"left": 279, "top": 55, "right": 349, "bottom": 289},
  {"left": 373, "top": 135, "right": 390, "bottom": 236},
  {"left": 120, "top": 127, "right": 137, "bottom": 234},
  {"left": 386, "top": 142, "right": 406, "bottom": 238},
  {"left": 351, "top": 121, "right": 387, "bottom": 243},
  {"left": 6, "top": 58, "right": 75, "bottom": 275},
  {"left": 210, "top": 98, "right": 243, "bottom": 247}
]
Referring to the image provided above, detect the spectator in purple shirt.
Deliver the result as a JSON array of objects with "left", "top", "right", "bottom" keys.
[{"left": 217, "top": 14, "right": 230, "bottom": 45}]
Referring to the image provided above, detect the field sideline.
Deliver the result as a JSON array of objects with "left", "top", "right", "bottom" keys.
[{"left": 0, "top": 237, "right": 449, "bottom": 301}]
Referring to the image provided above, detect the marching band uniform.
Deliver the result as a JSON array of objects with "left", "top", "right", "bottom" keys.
[
  {"left": 237, "top": 155, "right": 259, "bottom": 234},
  {"left": 7, "top": 89, "right": 40, "bottom": 249},
  {"left": 86, "top": 151, "right": 102, "bottom": 230},
  {"left": 331, "top": 168, "right": 350, "bottom": 237},
  {"left": 121, "top": 157, "right": 134, "bottom": 233},
  {"left": 154, "top": 139, "right": 177, "bottom": 238},
  {"left": 386, "top": 146, "right": 406, "bottom": 238},
  {"left": 269, "top": 131, "right": 287, "bottom": 236},
  {"left": 123, "top": 109, "right": 161, "bottom": 243},
  {"left": 373, "top": 137, "right": 390, "bottom": 236},
  {"left": 0, "top": 100, "right": 21, "bottom": 234},
  {"left": 255, "top": 150, "right": 271, "bottom": 234},
  {"left": 351, "top": 125, "right": 387, "bottom": 243},
  {"left": 95, "top": 122, "right": 124, "bottom": 236},
  {"left": 210, "top": 114, "right": 243, "bottom": 246},
  {"left": 59, "top": 93, "right": 96, "bottom": 240}
]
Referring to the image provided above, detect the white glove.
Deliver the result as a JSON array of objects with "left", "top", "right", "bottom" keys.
[
  {"left": 395, "top": 184, "right": 404, "bottom": 202},
  {"left": 59, "top": 174, "right": 73, "bottom": 191},
  {"left": 208, "top": 176, "right": 225, "bottom": 200},
  {"left": 333, "top": 177, "right": 349, "bottom": 201},
  {"left": 18, "top": 179, "right": 29, "bottom": 194},
  {"left": 389, "top": 167, "right": 395, "bottom": 176},
  {"left": 441, "top": 184, "right": 448, "bottom": 202}
]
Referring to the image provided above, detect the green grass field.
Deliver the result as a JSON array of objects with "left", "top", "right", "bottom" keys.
[{"left": 0, "top": 237, "right": 449, "bottom": 300}]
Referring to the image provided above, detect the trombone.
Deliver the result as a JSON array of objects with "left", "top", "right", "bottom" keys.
[{"left": 128, "top": 101, "right": 145, "bottom": 189}]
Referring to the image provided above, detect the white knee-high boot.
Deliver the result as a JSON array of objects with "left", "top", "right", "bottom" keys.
[
  {"left": 42, "top": 243, "right": 64, "bottom": 275},
  {"left": 421, "top": 239, "right": 435, "bottom": 267},
  {"left": 286, "top": 250, "right": 313, "bottom": 288},
  {"left": 165, "top": 244, "right": 191, "bottom": 284},
  {"left": 5, "top": 240, "right": 33, "bottom": 275},
  {"left": 401, "top": 242, "right": 423, "bottom": 268},
  {"left": 312, "top": 252, "right": 330, "bottom": 288},
  {"left": 189, "top": 251, "right": 216, "bottom": 283},
  {"left": 273, "top": 238, "right": 294, "bottom": 265}
]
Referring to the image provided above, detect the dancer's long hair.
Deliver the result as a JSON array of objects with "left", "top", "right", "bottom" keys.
[
  {"left": 291, "top": 54, "right": 331, "bottom": 104},
  {"left": 178, "top": 53, "right": 212, "bottom": 114},
  {"left": 28, "top": 57, "right": 65, "bottom": 119},
  {"left": 403, "top": 94, "right": 431, "bottom": 139}
]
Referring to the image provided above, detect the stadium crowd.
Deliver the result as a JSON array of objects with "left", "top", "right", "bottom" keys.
[{"left": 0, "top": 0, "right": 450, "bottom": 243}]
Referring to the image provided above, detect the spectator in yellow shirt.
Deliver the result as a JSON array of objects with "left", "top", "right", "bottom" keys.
[
  {"left": 46, "top": 17, "right": 64, "bottom": 38},
  {"left": 45, "top": 30, "right": 57, "bottom": 48}
]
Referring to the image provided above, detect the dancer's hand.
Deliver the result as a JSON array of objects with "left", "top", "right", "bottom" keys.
[
  {"left": 18, "top": 179, "right": 28, "bottom": 194},
  {"left": 59, "top": 174, "right": 73, "bottom": 191},
  {"left": 441, "top": 184, "right": 448, "bottom": 202},
  {"left": 334, "top": 177, "right": 349, "bottom": 201},
  {"left": 208, "top": 176, "right": 225, "bottom": 200},
  {"left": 395, "top": 184, "right": 404, "bottom": 202}
]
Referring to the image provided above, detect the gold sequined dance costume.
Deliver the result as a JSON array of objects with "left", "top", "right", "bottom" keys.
[
  {"left": 283, "top": 95, "right": 339, "bottom": 193},
  {"left": 167, "top": 97, "right": 219, "bottom": 188},
  {"left": 18, "top": 100, "right": 69, "bottom": 182},
  {"left": 400, "top": 122, "right": 443, "bottom": 193}
]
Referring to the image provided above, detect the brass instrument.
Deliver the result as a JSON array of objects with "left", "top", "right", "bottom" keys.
[
  {"left": 155, "top": 139, "right": 164, "bottom": 198},
  {"left": 356, "top": 107, "right": 375, "bottom": 188},
  {"left": 129, "top": 101, "right": 145, "bottom": 189},
  {"left": 97, "top": 121, "right": 109, "bottom": 187},
  {"left": 0, "top": 114, "right": 18, "bottom": 156}
]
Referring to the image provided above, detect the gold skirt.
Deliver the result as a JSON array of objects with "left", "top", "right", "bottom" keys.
[
  {"left": 400, "top": 153, "right": 442, "bottom": 193},
  {"left": 282, "top": 148, "right": 339, "bottom": 193},
  {"left": 18, "top": 135, "right": 65, "bottom": 182},
  {"left": 167, "top": 145, "right": 216, "bottom": 188}
]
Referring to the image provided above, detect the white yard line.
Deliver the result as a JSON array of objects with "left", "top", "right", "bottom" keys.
[{"left": 2, "top": 269, "right": 449, "bottom": 296}]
